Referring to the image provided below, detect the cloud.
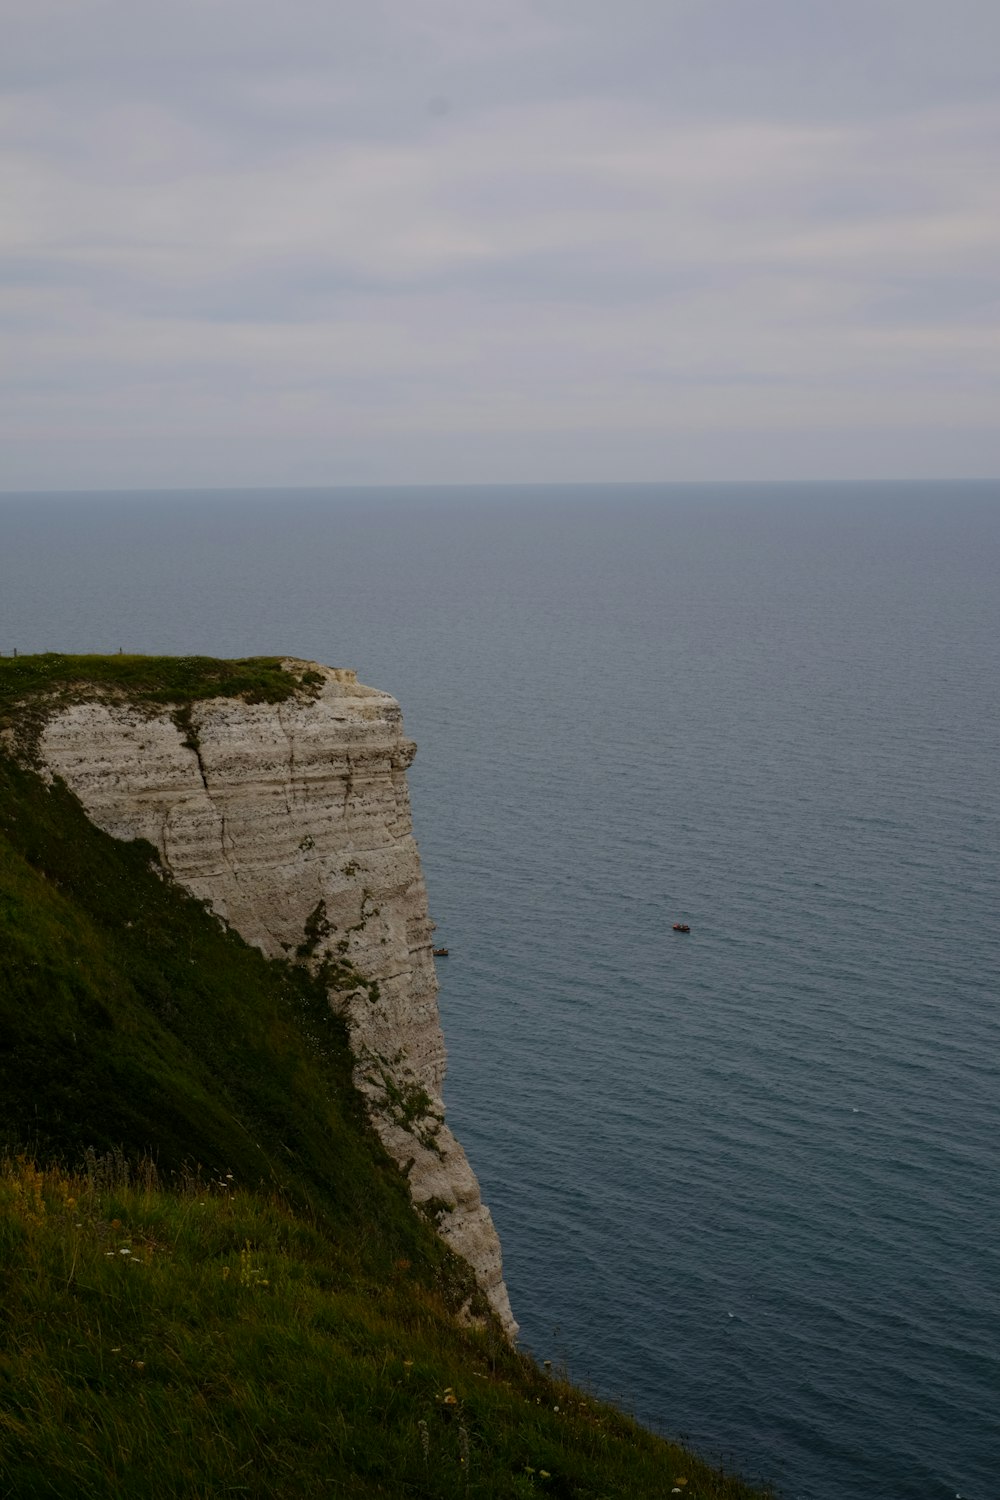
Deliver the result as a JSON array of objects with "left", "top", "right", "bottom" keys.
[{"left": 2, "top": 1, "right": 999, "bottom": 485}]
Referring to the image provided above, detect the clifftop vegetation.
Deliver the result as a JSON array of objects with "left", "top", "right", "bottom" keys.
[
  {"left": 0, "top": 653, "right": 326, "bottom": 756},
  {"left": 0, "top": 652, "right": 314, "bottom": 716},
  {"left": 0, "top": 658, "right": 772, "bottom": 1498}
]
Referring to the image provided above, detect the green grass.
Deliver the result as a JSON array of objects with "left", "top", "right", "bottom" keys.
[
  {"left": 0, "top": 1155, "right": 771, "bottom": 1500},
  {"left": 0, "top": 653, "right": 311, "bottom": 717},
  {"left": 0, "top": 659, "right": 775, "bottom": 1498}
]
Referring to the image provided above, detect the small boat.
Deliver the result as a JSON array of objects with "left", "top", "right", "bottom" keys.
[
  {"left": 672, "top": 922, "right": 690, "bottom": 934},
  {"left": 433, "top": 946, "right": 450, "bottom": 957}
]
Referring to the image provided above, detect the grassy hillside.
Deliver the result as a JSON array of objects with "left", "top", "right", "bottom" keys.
[{"left": 0, "top": 661, "right": 773, "bottom": 1498}]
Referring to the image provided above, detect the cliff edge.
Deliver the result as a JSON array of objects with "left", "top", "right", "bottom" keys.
[{"left": 29, "top": 657, "right": 515, "bottom": 1337}]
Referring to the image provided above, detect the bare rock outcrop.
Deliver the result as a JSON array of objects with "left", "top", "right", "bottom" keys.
[{"left": 36, "top": 660, "right": 516, "bottom": 1337}]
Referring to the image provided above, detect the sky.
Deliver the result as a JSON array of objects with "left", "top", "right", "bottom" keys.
[{"left": 2, "top": 0, "right": 999, "bottom": 489}]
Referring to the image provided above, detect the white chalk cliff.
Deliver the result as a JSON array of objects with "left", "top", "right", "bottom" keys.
[{"left": 35, "top": 661, "right": 516, "bottom": 1337}]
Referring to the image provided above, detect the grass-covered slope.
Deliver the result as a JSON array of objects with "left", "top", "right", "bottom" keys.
[
  {"left": 0, "top": 754, "right": 428, "bottom": 1268},
  {"left": 0, "top": 662, "right": 773, "bottom": 1498},
  {"left": 0, "top": 1153, "right": 772, "bottom": 1500}
]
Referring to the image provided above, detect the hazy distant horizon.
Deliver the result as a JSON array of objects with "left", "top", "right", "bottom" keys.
[{"left": 4, "top": 475, "right": 1000, "bottom": 499}]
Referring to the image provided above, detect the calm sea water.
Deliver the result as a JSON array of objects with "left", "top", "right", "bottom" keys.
[{"left": 2, "top": 482, "right": 998, "bottom": 1499}]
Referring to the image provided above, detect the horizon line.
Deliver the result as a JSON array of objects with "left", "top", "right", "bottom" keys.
[{"left": 2, "top": 476, "right": 999, "bottom": 499}]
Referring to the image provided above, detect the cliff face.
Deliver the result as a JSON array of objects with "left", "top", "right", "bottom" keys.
[{"left": 35, "top": 660, "right": 515, "bottom": 1337}]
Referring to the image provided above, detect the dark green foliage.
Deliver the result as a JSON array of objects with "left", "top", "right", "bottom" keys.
[
  {"left": 0, "top": 652, "right": 309, "bottom": 718},
  {"left": 297, "top": 897, "right": 333, "bottom": 958}
]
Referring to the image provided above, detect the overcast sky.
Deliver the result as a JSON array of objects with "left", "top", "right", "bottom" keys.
[{"left": 2, "top": 0, "right": 999, "bottom": 489}]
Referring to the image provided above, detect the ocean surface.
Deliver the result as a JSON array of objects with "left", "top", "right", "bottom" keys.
[{"left": 2, "top": 481, "right": 998, "bottom": 1499}]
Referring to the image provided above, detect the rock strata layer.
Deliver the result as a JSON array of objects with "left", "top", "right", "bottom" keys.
[{"left": 36, "top": 661, "right": 516, "bottom": 1337}]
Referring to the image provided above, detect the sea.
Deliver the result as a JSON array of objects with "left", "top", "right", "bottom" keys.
[{"left": 2, "top": 481, "right": 998, "bottom": 1500}]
